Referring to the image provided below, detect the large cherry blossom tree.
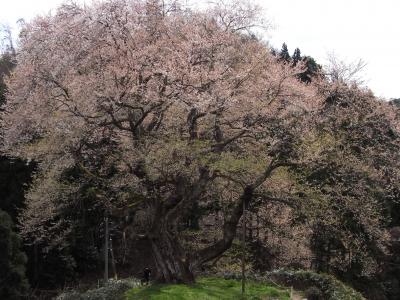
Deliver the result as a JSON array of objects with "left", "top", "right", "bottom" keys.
[{"left": 1, "top": 0, "right": 325, "bottom": 283}]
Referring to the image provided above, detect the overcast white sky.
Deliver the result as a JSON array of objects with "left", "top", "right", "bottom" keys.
[{"left": 1, "top": 0, "right": 399, "bottom": 99}]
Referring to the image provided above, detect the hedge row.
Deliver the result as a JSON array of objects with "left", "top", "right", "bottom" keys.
[
  {"left": 220, "top": 269, "right": 365, "bottom": 300},
  {"left": 57, "top": 270, "right": 364, "bottom": 300},
  {"left": 56, "top": 278, "right": 140, "bottom": 300}
]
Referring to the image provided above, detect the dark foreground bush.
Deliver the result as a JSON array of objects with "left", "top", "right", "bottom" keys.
[
  {"left": 305, "top": 286, "right": 323, "bottom": 300},
  {"left": 56, "top": 278, "right": 140, "bottom": 300},
  {"left": 0, "top": 210, "right": 29, "bottom": 300},
  {"left": 267, "top": 269, "right": 365, "bottom": 300}
]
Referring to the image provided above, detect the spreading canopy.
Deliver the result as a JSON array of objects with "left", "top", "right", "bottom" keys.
[{"left": 1, "top": 0, "right": 324, "bottom": 282}]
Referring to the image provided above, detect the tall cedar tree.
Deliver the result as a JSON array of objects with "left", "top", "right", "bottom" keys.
[
  {"left": 279, "top": 43, "right": 291, "bottom": 62},
  {"left": 292, "top": 47, "right": 301, "bottom": 65},
  {"left": 0, "top": 210, "right": 29, "bottom": 300}
]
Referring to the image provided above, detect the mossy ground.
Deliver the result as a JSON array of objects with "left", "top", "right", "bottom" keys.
[{"left": 125, "top": 277, "right": 290, "bottom": 300}]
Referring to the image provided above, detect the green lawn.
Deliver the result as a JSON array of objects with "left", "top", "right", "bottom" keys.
[{"left": 125, "top": 277, "right": 290, "bottom": 300}]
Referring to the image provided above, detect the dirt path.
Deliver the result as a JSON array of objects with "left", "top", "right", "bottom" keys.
[{"left": 291, "top": 290, "right": 305, "bottom": 300}]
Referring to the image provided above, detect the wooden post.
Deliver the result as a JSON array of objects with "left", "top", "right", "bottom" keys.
[
  {"left": 33, "top": 242, "right": 38, "bottom": 284},
  {"left": 256, "top": 212, "right": 260, "bottom": 239},
  {"left": 110, "top": 237, "right": 118, "bottom": 279},
  {"left": 104, "top": 214, "right": 109, "bottom": 283},
  {"left": 241, "top": 199, "right": 246, "bottom": 295}
]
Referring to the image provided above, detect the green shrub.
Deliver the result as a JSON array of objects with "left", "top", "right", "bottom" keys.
[
  {"left": 305, "top": 286, "right": 323, "bottom": 300},
  {"left": 56, "top": 278, "right": 140, "bottom": 300},
  {"left": 266, "top": 269, "right": 365, "bottom": 300}
]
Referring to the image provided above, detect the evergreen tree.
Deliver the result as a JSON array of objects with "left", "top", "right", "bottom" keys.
[
  {"left": 292, "top": 47, "right": 302, "bottom": 65},
  {"left": 0, "top": 43, "right": 34, "bottom": 223},
  {"left": 0, "top": 39, "right": 33, "bottom": 291},
  {"left": 0, "top": 28, "right": 16, "bottom": 108},
  {"left": 0, "top": 52, "right": 15, "bottom": 107},
  {"left": 298, "top": 56, "right": 321, "bottom": 83},
  {"left": 279, "top": 43, "right": 291, "bottom": 62},
  {"left": 390, "top": 98, "right": 400, "bottom": 107},
  {"left": 0, "top": 210, "right": 29, "bottom": 300}
]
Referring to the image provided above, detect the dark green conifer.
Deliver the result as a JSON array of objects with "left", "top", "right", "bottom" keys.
[
  {"left": 279, "top": 43, "right": 291, "bottom": 62},
  {"left": 292, "top": 47, "right": 302, "bottom": 65},
  {"left": 0, "top": 210, "right": 29, "bottom": 300}
]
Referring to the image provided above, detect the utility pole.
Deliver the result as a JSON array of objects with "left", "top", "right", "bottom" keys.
[
  {"left": 104, "top": 213, "right": 109, "bottom": 283},
  {"left": 241, "top": 199, "right": 246, "bottom": 296}
]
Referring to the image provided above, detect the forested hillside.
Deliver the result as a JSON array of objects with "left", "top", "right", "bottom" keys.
[{"left": 0, "top": 1, "right": 399, "bottom": 299}]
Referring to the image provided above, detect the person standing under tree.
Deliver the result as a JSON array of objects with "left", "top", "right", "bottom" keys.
[{"left": 142, "top": 267, "right": 151, "bottom": 285}]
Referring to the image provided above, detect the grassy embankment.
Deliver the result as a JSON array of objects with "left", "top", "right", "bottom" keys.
[{"left": 125, "top": 277, "right": 290, "bottom": 300}]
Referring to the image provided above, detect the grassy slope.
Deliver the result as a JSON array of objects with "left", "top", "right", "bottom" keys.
[{"left": 125, "top": 277, "right": 290, "bottom": 300}]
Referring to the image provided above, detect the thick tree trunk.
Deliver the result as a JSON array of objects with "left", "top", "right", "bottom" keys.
[
  {"left": 191, "top": 186, "right": 253, "bottom": 268},
  {"left": 150, "top": 225, "right": 194, "bottom": 283},
  {"left": 144, "top": 169, "right": 211, "bottom": 283},
  {"left": 144, "top": 162, "right": 284, "bottom": 283},
  {"left": 191, "top": 161, "right": 284, "bottom": 268}
]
